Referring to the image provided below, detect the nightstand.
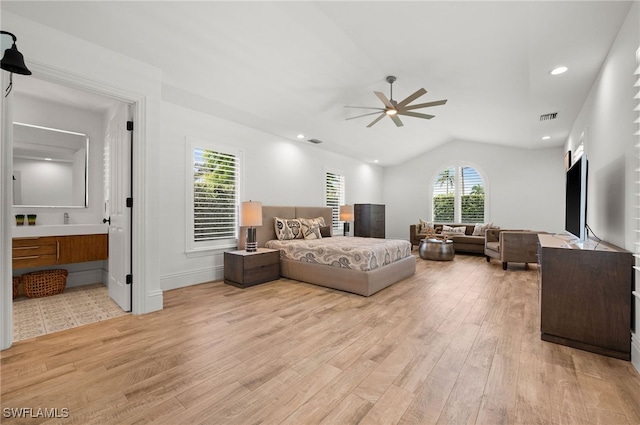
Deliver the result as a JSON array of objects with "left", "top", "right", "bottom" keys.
[{"left": 224, "top": 248, "right": 280, "bottom": 288}]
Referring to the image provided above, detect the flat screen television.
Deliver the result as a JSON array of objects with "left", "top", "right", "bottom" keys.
[{"left": 565, "top": 154, "right": 588, "bottom": 241}]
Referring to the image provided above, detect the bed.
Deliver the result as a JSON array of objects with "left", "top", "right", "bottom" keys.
[{"left": 239, "top": 205, "right": 416, "bottom": 296}]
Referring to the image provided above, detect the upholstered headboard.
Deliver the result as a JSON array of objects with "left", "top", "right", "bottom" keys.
[{"left": 238, "top": 205, "right": 333, "bottom": 249}]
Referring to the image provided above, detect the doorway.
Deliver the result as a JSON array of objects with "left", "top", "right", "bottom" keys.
[{"left": 10, "top": 76, "right": 133, "bottom": 340}]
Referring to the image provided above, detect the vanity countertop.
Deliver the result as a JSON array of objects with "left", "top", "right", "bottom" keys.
[{"left": 12, "top": 224, "right": 108, "bottom": 238}]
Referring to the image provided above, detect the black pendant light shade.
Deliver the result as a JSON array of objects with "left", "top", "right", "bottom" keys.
[
  {"left": 1, "top": 31, "right": 31, "bottom": 75},
  {"left": 2, "top": 44, "right": 31, "bottom": 75}
]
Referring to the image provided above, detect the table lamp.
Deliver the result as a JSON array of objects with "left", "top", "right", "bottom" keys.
[
  {"left": 240, "top": 201, "right": 262, "bottom": 252},
  {"left": 339, "top": 204, "right": 354, "bottom": 236}
]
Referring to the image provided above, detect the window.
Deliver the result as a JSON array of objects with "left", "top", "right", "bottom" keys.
[
  {"left": 187, "top": 138, "right": 241, "bottom": 252},
  {"left": 324, "top": 169, "right": 345, "bottom": 233},
  {"left": 432, "top": 165, "right": 485, "bottom": 223}
]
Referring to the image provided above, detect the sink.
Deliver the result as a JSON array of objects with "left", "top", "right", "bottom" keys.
[{"left": 12, "top": 224, "right": 108, "bottom": 237}]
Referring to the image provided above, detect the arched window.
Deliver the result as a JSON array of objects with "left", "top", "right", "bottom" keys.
[{"left": 432, "top": 165, "right": 485, "bottom": 223}]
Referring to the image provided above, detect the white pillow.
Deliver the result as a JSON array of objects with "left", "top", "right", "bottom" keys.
[
  {"left": 443, "top": 225, "right": 466, "bottom": 235},
  {"left": 472, "top": 222, "right": 493, "bottom": 236}
]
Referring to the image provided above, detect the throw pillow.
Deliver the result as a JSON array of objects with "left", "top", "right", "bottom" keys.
[
  {"left": 319, "top": 226, "right": 332, "bottom": 238},
  {"left": 274, "top": 217, "right": 303, "bottom": 240},
  {"left": 418, "top": 218, "right": 434, "bottom": 234},
  {"left": 443, "top": 225, "right": 466, "bottom": 235},
  {"left": 472, "top": 222, "right": 493, "bottom": 236},
  {"left": 299, "top": 217, "right": 324, "bottom": 240}
]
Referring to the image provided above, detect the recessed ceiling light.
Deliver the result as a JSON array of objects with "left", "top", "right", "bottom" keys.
[
  {"left": 550, "top": 66, "right": 568, "bottom": 75},
  {"left": 541, "top": 136, "right": 551, "bottom": 140},
  {"left": 373, "top": 159, "right": 379, "bottom": 163},
  {"left": 44, "top": 158, "right": 52, "bottom": 161},
  {"left": 297, "top": 134, "right": 304, "bottom": 139}
]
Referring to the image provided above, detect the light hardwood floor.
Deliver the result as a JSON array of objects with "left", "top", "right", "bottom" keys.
[{"left": 2, "top": 253, "right": 640, "bottom": 424}]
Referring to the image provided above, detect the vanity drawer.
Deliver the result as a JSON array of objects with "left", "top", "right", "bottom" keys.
[{"left": 12, "top": 237, "right": 58, "bottom": 268}]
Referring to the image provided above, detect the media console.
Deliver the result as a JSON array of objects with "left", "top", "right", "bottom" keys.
[{"left": 538, "top": 233, "right": 633, "bottom": 360}]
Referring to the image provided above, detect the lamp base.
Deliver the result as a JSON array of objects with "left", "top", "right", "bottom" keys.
[
  {"left": 246, "top": 227, "right": 257, "bottom": 252},
  {"left": 343, "top": 222, "right": 350, "bottom": 237}
]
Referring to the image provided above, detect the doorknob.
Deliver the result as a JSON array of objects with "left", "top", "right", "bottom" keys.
[{"left": 103, "top": 217, "right": 111, "bottom": 225}]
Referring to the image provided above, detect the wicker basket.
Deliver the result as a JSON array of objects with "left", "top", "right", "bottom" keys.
[
  {"left": 22, "top": 269, "right": 68, "bottom": 298},
  {"left": 12, "top": 276, "right": 20, "bottom": 299}
]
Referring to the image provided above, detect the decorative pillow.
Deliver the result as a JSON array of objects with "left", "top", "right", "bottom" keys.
[
  {"left": 418, "top": 219, "right": 434, "bottom": 234},
  {"left": 299, "top": 217, "right": 325, "bottom": 240},
  {"left": 472, "top": 222, "right": 493, "bottom": 236},
  {"left": 319, "top": 226, "right": 332, "bottom": 238},
  {"left": 274, "top": 217, "right": 303, "bottom": 240},
  {"left": 442, "top": 225, "right": 466, "bottom": 235}
]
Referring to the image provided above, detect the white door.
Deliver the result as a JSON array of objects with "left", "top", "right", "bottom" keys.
[{"left": 105, "top": 103, "right": 132, "bottom": 311}]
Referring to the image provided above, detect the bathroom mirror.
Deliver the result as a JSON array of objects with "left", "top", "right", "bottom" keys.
[{"left": 12, "top": 122, "right": 88, "bottom": 208}]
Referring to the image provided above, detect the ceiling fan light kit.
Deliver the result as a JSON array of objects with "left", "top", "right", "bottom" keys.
[{"left": 345, "top": 75, "right": 447, "bottom": 128}]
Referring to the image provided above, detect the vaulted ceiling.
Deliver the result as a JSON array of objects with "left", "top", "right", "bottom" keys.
[{"left": 3, "top": 1, "right": 634, "bottom": 166}]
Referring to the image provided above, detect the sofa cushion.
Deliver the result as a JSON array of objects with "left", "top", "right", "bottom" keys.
[
  {"left": 450, "top": 235, "right": 485, "bottom": 245},
  {"left": 486, "top": 241, "right": 500, "bottom": 252}
]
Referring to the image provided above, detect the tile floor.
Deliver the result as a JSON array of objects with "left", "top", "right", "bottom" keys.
[{"left": 12, "top": 283, "right": 128, "bottom": 341}]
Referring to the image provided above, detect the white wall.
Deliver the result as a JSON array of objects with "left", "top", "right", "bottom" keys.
[
  {"left": 158, "top": 101, "right": 384, "bottom": 290},
  {"left": 384, "top": 139, "right": 565, "bottom": 240},
  {"left": 565, "top": 2, "right": 639, "bottom": 372},
  {"left": 12, "top": 95, "right": 104, "bottom": 225}
]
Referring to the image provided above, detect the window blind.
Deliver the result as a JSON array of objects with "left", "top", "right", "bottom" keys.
[
  {"left": 325, "top": 171, "right": 345, "bottom": 232},
  {"left": 433, "top": 165, "right": 485, "bottom": 223},
  {"left": 192, "top": 148, "right": 238, "bottom": 243}
]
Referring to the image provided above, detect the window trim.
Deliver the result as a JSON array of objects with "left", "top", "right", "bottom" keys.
[
  {"left": 185, "top": 137, "right": 243, "bottom": 254},
  {"left": 429, "top": 161, "right": 489, "bottom": 223}
]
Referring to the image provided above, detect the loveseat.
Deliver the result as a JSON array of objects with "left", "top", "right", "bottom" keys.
[{"left": 410, "top": 223, "right": 491, "bottom": 254}]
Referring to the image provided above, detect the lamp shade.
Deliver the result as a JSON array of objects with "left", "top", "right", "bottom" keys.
[
  {"left": 339, "top": 204, "right": 354, "bottom": 221},
  {"left": 239, "top": 201, "right": 262, "bottom": 227}
]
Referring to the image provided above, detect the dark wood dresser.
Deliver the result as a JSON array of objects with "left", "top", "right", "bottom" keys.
[
  {"left": 538, "top": 234, "right": 633, "bottom": 360},
  {"left": 354, "top": 204, "right": 385, "bottom": 238}
]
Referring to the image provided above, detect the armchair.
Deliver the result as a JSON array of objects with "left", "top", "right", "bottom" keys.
[{"left": 485, "top": 229, "right": 546, "bottom": 270}]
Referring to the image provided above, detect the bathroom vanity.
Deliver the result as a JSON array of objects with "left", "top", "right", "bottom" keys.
[{"left": 12, "top": 224, "right": 108, "bottom": 269}]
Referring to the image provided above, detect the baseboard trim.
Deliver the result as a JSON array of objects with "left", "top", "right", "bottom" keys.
[{"left": 160, "top": 266, "right": 224, "bottom": 291}]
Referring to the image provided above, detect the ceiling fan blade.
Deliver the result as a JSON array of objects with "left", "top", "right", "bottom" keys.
[
  {"left": 401, "top": 99, "right": 448, "bottom": 111},
  {"left": 397, "top": 88, "right": 427, "bottom": 108},
  {"left": 344, "top": 106, "right": 386, "bottom": 111},
  {"left": 390, "top": 114, "right": 404, "bottom": 127},
  {"left": 346, "top": 111, "right": 387, "bottom": 120},
  {"left": 374, "top": 91, "right": 394, "bottom": 108},
  {"left": 398, "top": 111, "right": 435, "bottom": 119},
  {"left": 366, "top": 113, "right": 386, "bottom": 127}
]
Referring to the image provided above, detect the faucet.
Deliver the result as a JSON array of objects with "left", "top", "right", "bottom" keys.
[{"left": 64, "top": 212, "right": 69, "bottom": 224}]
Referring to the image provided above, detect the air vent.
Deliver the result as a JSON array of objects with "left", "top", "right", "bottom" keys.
[
  {"left": 540, "top": 112, "right": 558, "bottom": 121},
  {"left": 307, "top": 138, "right": 323, "bottom": 144}
]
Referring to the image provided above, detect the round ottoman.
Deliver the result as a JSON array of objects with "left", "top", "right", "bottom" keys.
[{"left": 419, "top": 238, "right": 455, "bottom": 261}]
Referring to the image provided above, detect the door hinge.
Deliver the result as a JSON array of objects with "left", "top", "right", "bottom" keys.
[
  {"left": 126, "top": 274, "right": 133, "bottom": 285},
  {"left": 127, "top": 121, "right": 134, "bottom": 131},
  {"left": 127, "top": 198, "right": 133, "bottom": 208}
]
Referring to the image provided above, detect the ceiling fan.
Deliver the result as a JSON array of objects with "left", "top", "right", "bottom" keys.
[{"left": 345, "top": 76, "right": 447, "bottom": 127}]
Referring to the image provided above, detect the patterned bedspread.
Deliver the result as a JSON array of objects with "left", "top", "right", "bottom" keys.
[{"left": 265, "top": 236, "right": 412, "bottom": 271}]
